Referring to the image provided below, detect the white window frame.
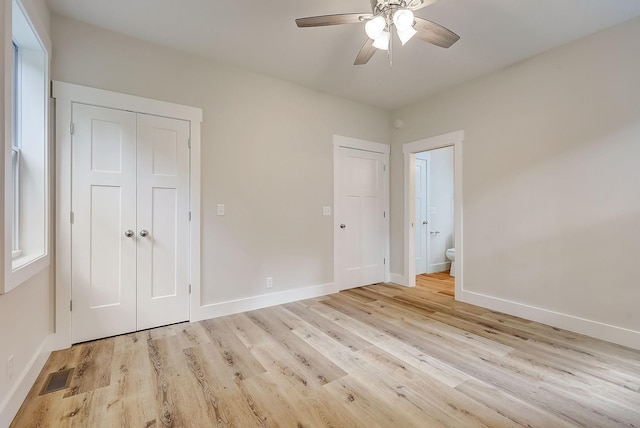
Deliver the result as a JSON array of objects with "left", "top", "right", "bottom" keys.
[
  {"left": 2, "top": 0, "right": 51, "bottom": 294},
  {"left": 11, "top": 41, "right": 21, "bottom": 257}
]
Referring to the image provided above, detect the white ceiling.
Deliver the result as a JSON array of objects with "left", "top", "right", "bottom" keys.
[{"left": 45, "top": 0, "right": 640, "bottom": 110}]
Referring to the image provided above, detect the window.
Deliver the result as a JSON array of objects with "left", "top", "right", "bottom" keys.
[{"left": 2, "top": 0, "right": 50, "bottom": 293}]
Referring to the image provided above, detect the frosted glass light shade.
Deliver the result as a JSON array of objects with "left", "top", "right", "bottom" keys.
[
  {"left": 372, "top": 30, "right": 390, "bottom": 50},
  {"left": 365, "top": 16, "right": 386, "bottom": 40},
  {"left": 397, "top": 26, "right": 417, "bottom": 45},
  {"left": 393, "top": 9, "right": 414, "bottom": 31}
]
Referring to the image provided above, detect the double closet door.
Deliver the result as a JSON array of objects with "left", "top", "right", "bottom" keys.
[{"left": 71, "top": 103, "right": 190, "bottom": 343}]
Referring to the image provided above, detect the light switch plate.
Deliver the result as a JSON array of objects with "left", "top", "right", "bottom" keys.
[
  {"left": 217, "top": 204, "right": 225, "bottom": 216},
  {"left": 323, "top": 206, "right": 332, "bottom": 216}
]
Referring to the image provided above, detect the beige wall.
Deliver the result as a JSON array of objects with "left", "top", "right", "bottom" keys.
[
  {"left": 50, "top": 15, "right": 390, "bottom": 306},
  {"left": 0, "top": 0, "right": 53, "bottom": 422},
  {"left": 390, "top": 17, "right": 640, "bottom": 343}
]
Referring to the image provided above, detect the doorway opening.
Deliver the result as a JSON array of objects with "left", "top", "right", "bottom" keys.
[{"left": 403, "top": 130, "right": 463, "bottom": 298}]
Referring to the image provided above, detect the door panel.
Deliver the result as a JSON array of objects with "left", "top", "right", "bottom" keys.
[
  {"left": 71, "top": 104, "right": 137, "bottom": 343},
  {"left": 89, "top": 186, "right": 123, "bottom": 307},
  {"left": 136, "top": 114, "right": 190, "bottom": 330},
  {"left": 336, "top": 147, "right": 385, "bottom": 290}
]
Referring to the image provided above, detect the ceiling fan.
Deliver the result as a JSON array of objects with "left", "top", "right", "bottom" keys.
[{"left": 295, "top": 0, "right": 460, "bottom": 65}]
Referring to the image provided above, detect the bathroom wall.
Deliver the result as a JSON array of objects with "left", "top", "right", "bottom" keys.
[
  {"left": 426, "top": 146, "right": 454, "bottom": 272},
  {"left": 389, "top": 16, "right": 640, "bottom": 348}
]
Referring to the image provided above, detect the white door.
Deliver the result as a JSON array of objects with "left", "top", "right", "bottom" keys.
[
  {"left": 136, "top": 113, "right": 190, "bottom": 330},
  {"left": 335, "top": 147, "right": 386, "bottom": 290},
  {"left": 71, "top": 104, "right": 138, "bottom": 342},
  {"left": 415, "top": 158, "right": 428, "bottom": 275},
  {"left": 71, "top": 104, "right": 190, "bottom": 343}
]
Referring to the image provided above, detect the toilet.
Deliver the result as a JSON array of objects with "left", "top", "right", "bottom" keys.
[{"left": 446, "top": 248, "right": 455, "bottom": 277}]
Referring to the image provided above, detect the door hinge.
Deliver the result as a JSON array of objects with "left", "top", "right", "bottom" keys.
[
  {"left": 383, "top": 164, "right": 386, "bottom": 172},
  {"left": 189, "top": 284, "right": 192, "bottom": 294},
  {"left": 189, "top": 211, "right": 192, "bottom": 221},
  {"left": 70, "top": 122, "right": 75, "bottom": 135},
  {"left": 70, "top": 211, "right": 74, "bottom": 224},
  {"left": 70, "top": 300, "right": 73, "bottom": 311},
  {"left": 188, "top": 138, "right": 191, "bottom": 148},
  {"left": 384, "top": 258, "right": 386, "bottom": 265},
  {"left": 383, "top": 211, "right": 386, "bottom": 218}
]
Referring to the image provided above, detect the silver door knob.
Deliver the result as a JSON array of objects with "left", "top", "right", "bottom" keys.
[
  {"left": 139, "top": 229, "right": 149, "bottom": 237},
  {"left": 422, "top": 221, "right": 428, "bottom": 225},
  {"left": 124, "top": 230, "right": 134, "bottom": 238},
  {"left": 340, "top": 224, "right": 346, "bottom": 229}
]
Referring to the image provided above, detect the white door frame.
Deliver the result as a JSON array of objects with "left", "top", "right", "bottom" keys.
[
  {"left": 52, "top": 82, "right": 202, "bottom": 350},
  {"left": 403, "top": 130, "right": 464, "bottom": 297},
  {"left": 333, "top": 135, "right": 390, "bottom": 290}
]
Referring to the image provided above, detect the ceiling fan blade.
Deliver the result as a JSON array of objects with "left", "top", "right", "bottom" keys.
[
  {"left": 295, "top": 13, "right": 370, "bottom": 28},
  {"left": 354, "top": 38, "right": 377, "bottom": 65},
  {"left": 407, "top": 0, "right": 440, "bottom": 11},
  {"left": 413, "top": 17, "right": 460, "bottom": 48}
]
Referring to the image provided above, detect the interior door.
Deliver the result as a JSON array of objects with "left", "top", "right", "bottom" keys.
[
  {"left": 336, "top": 147, "right": 386, "bottom": 290},
  {"left": 136, "top": 114, "right": 190, "bottom": 330},
  {"left": 71, "top": 104, "right": 137, "bottom": 343},
  {"left": 71, "top": 105, "right": 190, "bottom": 343},
  {"left": 415, "top": 158, "right": 428, "bottom": 275}
]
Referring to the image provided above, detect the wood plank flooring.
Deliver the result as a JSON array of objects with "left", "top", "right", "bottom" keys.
[{"left": 11, "top": 273, "right": 640, "bottom": 427}]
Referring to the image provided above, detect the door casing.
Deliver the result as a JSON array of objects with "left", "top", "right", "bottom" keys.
[
  {"left": 53, "top": 82, "right": 203, "bottom": 350},
  {"left": 402, "top": 130, "right": 464, "bottom": 296}
]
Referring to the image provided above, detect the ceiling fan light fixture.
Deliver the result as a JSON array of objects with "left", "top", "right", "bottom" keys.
[
  {"left": 365, "top": 15, "right": 386, "bottom": 40},
  {"left": 393, "top": 9, "right": 414, "bottom": 32},
  {"left": 397, "top": 26, "right": 417, "bottom": 45},
  {"left": 372, "top": 30, "right": 390, "bottom": 50}
]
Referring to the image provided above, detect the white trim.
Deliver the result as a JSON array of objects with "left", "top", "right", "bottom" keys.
[
  {"left": 53, "top": 98, "right": 72, "bottom": 350},
  {"left": 53, "top": 82, "right": 203, "bottom": 349},
  {"left": 333, "top": 135, "right": 391, "bottom": 290},
  {"left": 191, "top": 283, "right": 338, "bottom": 321},
  {"left": 389, "top": 273, "right": 410, "bottom": 287},
  {"left": 459, "top": 290, "right": 640, "bottom": 350},
  {"left": 403, "top": 130, "right": 464, "bottom": 154},
  {"left": 3, "top": 0, "right": 51, "bottom": 294},
  {"left": 0, "top": 333, "right": 53, "bottom": 427},
  {"left": 429, "top": 262, "right": 451, "bottom": 273},
  {"left": 52, "top": 81, "right": 202, "bottom": 124},
  {"left": 333, "top": 134, "right": 390, "bottom": 154},
  {"left": 402, "top": 131, "right": 464, "bottom": 299}
]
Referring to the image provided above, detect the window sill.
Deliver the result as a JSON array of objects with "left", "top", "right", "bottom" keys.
[{"left": 3, "top": 252, "right": 50, "bottom": 293}]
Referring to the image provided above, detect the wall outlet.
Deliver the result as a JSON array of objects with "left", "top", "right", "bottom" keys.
[
  {"left": 323, "top": 206, "right": 332, "bottom": 216},
  {"left": 217, "top": 204, "right": 225, "bottom": 216},
  {"left": 266, "top": 277, "right": 273, "bottom": 288},
  {"left": 7, "top": 355, "right": 14, "bottom": 380}
]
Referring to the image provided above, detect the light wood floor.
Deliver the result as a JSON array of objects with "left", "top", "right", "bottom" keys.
[{"left": 12, "top": 273, "right": 640, "bottom": 427}]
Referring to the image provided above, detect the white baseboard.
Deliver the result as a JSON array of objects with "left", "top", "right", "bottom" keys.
[
  {"left": 191, "top": 282, "right": 338, "bottom": 322},
  {"left": 428, "top": 262, "right": 451, "bottom": 274},
  {"left": 0, "top": 334, "right": 54, "bottom": 427},
  {"left": 458, "top": 289, "right": 640, "bottom": 350},
  {"left": 389, "top": 273, "right": 409, "bottom": 287}
]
